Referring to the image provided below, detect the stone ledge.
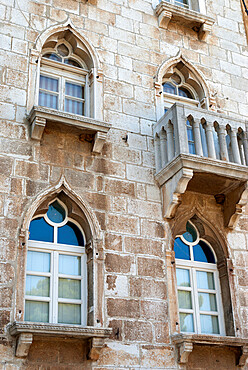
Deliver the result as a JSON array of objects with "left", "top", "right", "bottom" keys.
[
  {"left": 171, "top": 334, "right": 248, "bottom": 366},
  {"left": 155, "top": 1, "right": 214, "bottom": 40},
  {"left": 27, "top": 106, "right": 111, "bottom": 154},
  {"left": 9, "top": 321, "right": 112, "bottom": 360}
]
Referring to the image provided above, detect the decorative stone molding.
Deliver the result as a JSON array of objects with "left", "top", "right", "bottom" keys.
[
  {"left": 27, "top": 106, "right": 111, "bottom": 154},
  {"left": 171, "top": 334, "right": 248, "bottom": 367},
  {"left": 9, "top": 322, "right": 112, "bottom": 360},
  {"left": 155, "top": 1, "right": 214, "bottom": 40}
]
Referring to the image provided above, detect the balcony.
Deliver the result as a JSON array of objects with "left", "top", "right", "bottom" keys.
[
  {"left": 155, "top": 0, "right": 214, "bottom": 40},
  {"left": 154, "top": 103, "right": 248, "bottom": 228}
]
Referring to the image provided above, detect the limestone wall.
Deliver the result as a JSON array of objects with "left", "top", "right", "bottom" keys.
[{"left": 0, "top": 0, "right": 247, "bottom": 369}]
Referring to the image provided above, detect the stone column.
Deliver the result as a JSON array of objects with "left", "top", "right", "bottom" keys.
[
  {"left": 192, "top": 120, "right": 203, "bottom": 156},
  {"left": 217, "top": 125, "right": 229, "bottom": 161},
  {"left": 242, "top": 131, "right": 248, "bottom": 166},
  {"left": 167, "top": 123, "right": 175, "bottom": 162},
  {"left": 154, "top": 134, "right": 162, "bottom": 172},
  {"left": 160, "top": 129, "right": 168, "bottom": 167},
  {"left": 229, "top": 128, "right": 241, "bottom": 164},
  {"left": 204, "top": 122, "right": 216, "bottom": 159}
]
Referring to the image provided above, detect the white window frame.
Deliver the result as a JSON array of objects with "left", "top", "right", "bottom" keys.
[
  {"left": 175, "top": 224, "right": 225, "bottom": 336},
  {"left": 38, "top": 56, "right": 90, "bottom": 117},
  {"left": 25, "top": 199, "right": 87, "bottom": 326}
]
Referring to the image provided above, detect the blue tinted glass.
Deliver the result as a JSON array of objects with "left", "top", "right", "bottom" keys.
[
  {"left": 163, "top": 82, "right": 176, "bottom": 95},
  {"left": 174, "top": 238, "right": 190, "bottom": 260},
  {"left": 193, "top": 241, "right": 215, "bottom": 263},
  {"left": 29, "top": 217, "right": 53, "bottom": 242},
  {"left": 58, "top": 222, "right": 84, "bottom": 246},
  {"left": 47, "top": 201, "right": 66, "bottom": 223},
  {"left": 183, "top": 221, "right": 197, "bottom": 242}
]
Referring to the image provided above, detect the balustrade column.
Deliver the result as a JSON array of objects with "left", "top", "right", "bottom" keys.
[
  {"left": 167, "top": 124, "right": 175, "bottom": 161},
  {"left": 242, "top": 131, "right": 248, "bottom": 166},
  {"left": 154, "top": 134, "right": 162, "bottom": 172},
  {"left": 204, "top": 122, "right": 216, "bottom": 159},
  {"left": 217, "top": 125, "right": 229, "bottom": 161},
  {"left": 160, "top": 129, "right": 168, "bottom": 167},
  {"left": 193, "top": 120, "right": 203, "bottom": 156},
  {"left": 229, "top": 128, "right": 241, "bottom": 164}
]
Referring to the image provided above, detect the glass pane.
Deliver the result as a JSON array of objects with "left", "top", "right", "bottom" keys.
[
  {"left": 39, "top": 91, "right": 58, "bottom": 109},
  {"left": 174, "top": 238, "right": 190, "bottom": 260},
  {"left": 183, "top": 221, "right": 197, "bottom": 242},
  {"left": 163, "top": 82, "right": 176, "bottom": 95},
  {"left": 40, "top": 75, "right": 58, "bottom": 92},
  {"left": 179, "top": 87, "right": 192, "bottom": 98},
  {"left": 176, "top": 268, "right": 191, "bottom": 287},
  {"left": 179, "top": 313, "right": 194, "bottom": 332},
  {"left": 27, "top": 251, "right": 50, "bottom": 273},
  {"left": 200, "top": 315, "right": 219, "bottom": 334},
  {"left": 64, "top": 58, "right": 81, "bottom": 68},
  {"left": 26, "top": 275, "right": 50, "bottom": 297},
  {"left": 58, "top": 222, "right": 84, "bottom": 246},
  {"left": 196, "top": 271, "right": 215, "bottom": 290},
  {"left": 47, "top": 200, "right": 66, "bottom": 223},
  {"left": 59, "top": 278, "right": 81, "bottom": 299},
  {"left": 58, "top": 303, "right": 81, "bottom": 325},
  {"left": 175, "top": 0, "right": 189, "bottom": 7},
  {"left": 213, "top": 129, "right": 220, "bottom": 160},
  {"left": 59, "top": 254, "right": 81, "bottom": 276},
  {"left": 25, "top": 301, "right": 49, "bottom": 322},
  {"left": 198, "top": 293, "right": 217, "bottom": 311},
  {"left": 193, "top": 241, "right": 215, "bottom": 263},
  {"left": 65, "top": 82, "right": 84, "bottom": 99},
  {"left": 29, "top": 217, "right": 54, "bottom": 242},
  {"left": 43, "top": 53, "right": 62, "bottom": 62},
  {"left": 200, "top": 124, "right": 208, "bottom": 157},
  {"left": 178, "top": 290, "right": 192, "bottom": 309},
  {"left": 65, "top": 98, "right": 84, "bottom": 115}
]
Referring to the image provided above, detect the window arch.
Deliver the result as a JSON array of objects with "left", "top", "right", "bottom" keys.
[
  {"left": 174, "top": 220, "right": 225, "bottom": 335},
  {"left": 25, "top": 198, "right": 87, "bottom": 325}
]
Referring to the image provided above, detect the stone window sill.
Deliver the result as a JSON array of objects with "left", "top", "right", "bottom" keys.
[
  {"left": 9, "top": 321, "right": 112, "bottom": 360},
  {"left": 27, "top": 106, "right": 111, "bottom": 154},
  {"left": 155, "top": 1, "right": 214, "bottom": 40},
  {"left": 171, "top": 333, "right": 248, "bottom": 366}
]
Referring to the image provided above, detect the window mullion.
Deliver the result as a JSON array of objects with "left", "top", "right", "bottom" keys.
[
  {"left": 53, "top": 251, "right": 59, "bottom": 324},
  {"left": 192, "top": 268, "right": 200, "bottom": 334}
]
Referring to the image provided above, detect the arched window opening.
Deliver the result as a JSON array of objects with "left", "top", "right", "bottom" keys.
[
  {"left": 174, "top": 221, "right": 225, "bottom": 335},
  {"left": 25, "top": 198, "right": 87, "bottom": 326},
  {"left": 38, "top": 30, "right": 93, "bottom": 117}
]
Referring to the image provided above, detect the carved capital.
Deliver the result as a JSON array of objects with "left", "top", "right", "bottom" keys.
[
  {"left": 93, "top": 132, "right": 107, "bottom": 154},
  {"left": 88, "top": 337, "right": 105, "bottom": 361},
  {"left": 178, "top": 341, "right": 193, "bottom": 364},
  {"left": 16, "top": 333, "right": 33, "bottom": 357},
  {"left": 155, "top": 82, "right": 162, "bottom": 97},
  {"left": 30, "top": 115, "right": 47, "bottom": 140}
]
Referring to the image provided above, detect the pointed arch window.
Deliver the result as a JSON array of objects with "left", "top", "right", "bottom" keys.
[
  {"left": 174, "top": 221, "right": 225, "bottom": 335},
  {"left": 39, "top": 39, "right": 89, "bottom": 116},
  {"left": 25, "top": 199, "right": 87, "bottom": 325}
]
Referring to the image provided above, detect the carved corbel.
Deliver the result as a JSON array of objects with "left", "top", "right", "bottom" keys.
[
  {"left": 238, "top": 346, "right": 248, "bottom": 367},
  {"left": 161, "top": 168, "right": 193, "bottom": 219},
  {"left": 88, "top": 337, "right": 105, "bottom": 361},
  {"left": 198, "top": 21, "right": 212, "bottom": 41},
  {"left": 224, "top": 182, "right": 248, "bottom": 229},
  {"left": 30, "top": 115, "right": 47, "bottom": 140},
  {"left": 177, "top": 341, "right": 193, "bottom": 364},
  {"left": 158, "top": 10, "right": 172, "bottom": 29},
  {"left": 15, "top": 333, "right": 33, "bottom": 357},
  {"left": 155, "top": 82, "right": 162, "bottom": 97},
  {"left": 93, "top": 132, "right": 107, "bottom": 154},
  {"left": 97, "top": 68, "right": 104, "bottom": 83}
]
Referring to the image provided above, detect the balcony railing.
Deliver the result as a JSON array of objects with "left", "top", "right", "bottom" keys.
[{"left": 154, "top": 103, "right": 248, "bottom": 227}]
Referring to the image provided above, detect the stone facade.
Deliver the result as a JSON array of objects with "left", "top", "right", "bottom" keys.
[{"left": 0, "top": 0, "right": 248, "bottom": 369}]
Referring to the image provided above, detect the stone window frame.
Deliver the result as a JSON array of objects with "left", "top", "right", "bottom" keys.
[
  {"left": 174, "top": 221, "right": 226, "bottom": 336},
  {"left": 25, "top": 198, "right": 88, "bottom": 326},
  {"left": 12, "top": 178, "right": 111, "bottom": 359},
  {"left": 27, "top": 21, "right": 110, "bottom": 154}
]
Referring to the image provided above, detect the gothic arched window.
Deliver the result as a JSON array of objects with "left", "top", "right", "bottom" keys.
[
  {"left": 25, "top": 199, "right": 87, "bottom": 325},
  {"left": 174, "top": 221, "right": 225, "bottom": 335}
]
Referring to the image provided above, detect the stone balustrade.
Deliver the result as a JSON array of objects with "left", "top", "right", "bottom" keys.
[
  {"left": 154, "top": 103, "right": 248, "bottom": 228},
  {"left": 154, "top": 103, "right": 248, "bottom": 173}
]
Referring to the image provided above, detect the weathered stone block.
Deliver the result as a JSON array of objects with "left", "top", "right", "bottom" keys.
[
  {"left": 123, "top": 320, "right": 153, "bottom": 342},
  {"left": 105, "top": 253, "right": 132, "bottom": 273},
  {"left": 107, "top": 298, "right": 140, "bottom": 318}
]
